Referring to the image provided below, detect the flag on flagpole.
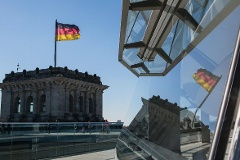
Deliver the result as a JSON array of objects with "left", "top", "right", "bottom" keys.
[
  {"left": 193, "top": 68, "right": 221, "bottom": 92},
  {"left": 56, "top": 22, "right": 80, "bottom": 41},
  {"left": 192, "top": 69, "right": 221, "bottom": 127}
]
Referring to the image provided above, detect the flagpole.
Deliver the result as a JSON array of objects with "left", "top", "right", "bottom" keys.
[
  {"left": 192, "top": 92, "right": 211, "bottom": 127},
  {"left": 54, "top": 19, "right": 57, "bottom": 67},
  {"left": 192, "top": 75, "right": 222, "bottom": 128}
]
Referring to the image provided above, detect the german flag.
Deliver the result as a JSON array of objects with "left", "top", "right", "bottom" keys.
[
  {"left": 56, "top": 22, "right": 80, "bottom": 41},
  {"left": 193, "top": 69, "right": 221, "bottom": 92}
]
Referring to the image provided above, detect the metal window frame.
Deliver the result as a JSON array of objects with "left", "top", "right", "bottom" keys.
[
  {"left": 208, "top": 27, "right": 240, "bottom": 160},
  {"left": 119, "top": 0, "right": 240, "bottom": 77}
]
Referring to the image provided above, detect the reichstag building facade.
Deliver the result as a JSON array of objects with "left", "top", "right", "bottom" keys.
[{"left": 0, "top": 66, "right": 108, "bottom": 122}]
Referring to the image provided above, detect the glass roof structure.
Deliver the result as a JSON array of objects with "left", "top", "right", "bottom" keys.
[{"left": 118, "top": 0, "right": 240, "bottom": 76}]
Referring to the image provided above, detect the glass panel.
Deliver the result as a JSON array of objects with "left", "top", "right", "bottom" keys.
[
  {"left": 133, "top": 67, "right": 144, "bottom": 75},
  {"left": 122, "top": 48, "right": 142, "bottom": 66},
  {"left": 145, "top": 55, "right": 167, "bottom": 73},
  {"left": 117, "top": 5, "right": 240, "bottom": 160},
  {"left": 11, "top": 124, "right": 37, "bottom": 159},
  {"left": 185, "top": 0, "right": 210, "bottom": 24},
  {"left": 186, "top": 0, "right": 232, "bottom": 29},
  {"left": 120, "top": 0, "right": 237, "bottom": 76},
  {"left": 0, "top": 124, "right": 12, "bottom": 159},
  {"left": 162, "top": 20, "right": 178, "bottom": 55},
  {"left": 169, "top": 18, "right": 196, "bottom": 60},
  {"left": 125, "top": 11, "right": 139, "bottom": 43},
  {"left": 125, "top": 10, "right": 151, "bottom": 44},
  {"left": 0, "top": 122, "right": 123, "bottom": 159}
]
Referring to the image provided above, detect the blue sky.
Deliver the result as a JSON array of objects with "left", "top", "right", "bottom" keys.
[{"left": 0, "top": 0, "right": 138, "bottom": 122}]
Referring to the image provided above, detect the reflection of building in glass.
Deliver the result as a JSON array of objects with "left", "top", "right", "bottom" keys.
[
  {"left": 117, "top": 0, "right": 239, "bottom": 159},
  {"left": 129, "top": 96, "right": 180, "bottom": 152},
  {"left": 148, "top": 96, "right": 180, "bottom": 152},
  {"left": 117, "top": 96, "right": 211, "bottom": 159},
  {"left": 118, "top": 96, "right": 182, "bottom": 159},
  {"left": 0, "top": 66, "right": 108, "bottom": 122}
]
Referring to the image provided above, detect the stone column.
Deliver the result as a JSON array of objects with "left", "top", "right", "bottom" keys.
[
  {"left": 65, "top": 90, "right": 70, "bottom": 113},
  {"left": 1, "top": 88, "right": 12, "bottom": 121},
  {"left": 95, "top": 91, "right": 103, "bottom": 117},
  {"left": 76, "top": 91, "right": 80, "bottom": 112},
  {"left": 93, "top": 93, "right": 96, "bottom": 116},
  {"left": 33, "top": 90, "right": 38, "bottom": 114},
  {"left": 45, "top": 87, "right": 51, "bottom": 114},
  {"left": 20, "top": 90, "right": 26, "bottom": 114},
  {"left": 84, "top": 91, "right": 89, "bottom": 114},
  {"left": 77, "top": 92, "right": 84, "bottom": 121},
  {"left": 9, "top": 90, "right": 14, "bottom": 115},
  {"left": 79, "top": 92, "right": 84, "bottom": 115},
  {"left": 51, "top": 84, "right": 65, "bottom": 118},
  {"left": 88, "top": 93, "right": 93, "bottom": 114},
  {"left": 9, "top": 91, "right": 14, "bottom": 122},
  {"left": 73, "top": 90, "right": 77, "bottom": 112}
]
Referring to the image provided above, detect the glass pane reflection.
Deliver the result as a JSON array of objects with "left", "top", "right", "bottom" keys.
[
  {"left": 125, "top": 10, "right": 151, "bottom": 44},
  {"left": 117, "top": 5, "right": 240, "bottom": 160}
]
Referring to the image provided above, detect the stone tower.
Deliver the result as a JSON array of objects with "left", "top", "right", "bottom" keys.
[{"left": 0, "top": 66, "right": 108, "bottom": 122}]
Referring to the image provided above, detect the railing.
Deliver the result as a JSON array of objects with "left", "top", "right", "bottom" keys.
[{"left": 0, "top": 122, "right": 123, "bottom": 160}]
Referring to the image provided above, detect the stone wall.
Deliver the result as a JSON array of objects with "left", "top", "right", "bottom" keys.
[
  {"left": 0, "top": 67, "right": 108, "bottom": 122},
  {"left": 148, "top": 96, "right": 180, "bottom": 153}
]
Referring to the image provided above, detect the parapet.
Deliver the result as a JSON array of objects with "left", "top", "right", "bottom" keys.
[
  {"left": 3, "top": 66, "right": 102, "bottom": 85},
  {"left": 148, "top": 95, "right": 181, "bottom": 115}
]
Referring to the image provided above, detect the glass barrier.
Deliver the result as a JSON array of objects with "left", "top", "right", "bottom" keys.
[{"left": 0, "top": 122, "right": 123, "bottom": 160}]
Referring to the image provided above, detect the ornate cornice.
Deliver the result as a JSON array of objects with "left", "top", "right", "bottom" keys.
[
  {"left": 0, "top": 76, "right": 108, "bottom": 92},
  {"left": 142, "top": 95, "right": 180, "bottom": 115},
  {"left": 2, "top": 66, "right": 102, "bottom": 85}
]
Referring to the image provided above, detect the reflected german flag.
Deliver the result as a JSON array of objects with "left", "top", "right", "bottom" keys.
[
  {"left": 193, "top": 69, "right": 221, "bottom": 92},
  {"left": 56, "top": 22, "right": 80, "bottom": 41}
]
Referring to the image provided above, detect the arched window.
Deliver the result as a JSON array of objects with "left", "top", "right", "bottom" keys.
[
  {"left": 79, "top": 96, "right": 84, "bottom": 112},
  {"left": 89, "top": 97, "right": 93, "bottom": 114},
  {"left": 39, "top": 94, "right": 46, "bottom": 113},
  {"left": 69, "top": 94, "right": 73, "bottom": 112},
  {"left": 14, "top": 97, "right": 21, "bottom": 113},
  {"left": 26, "top": 96, "right": 33, "bottom": 113}
]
